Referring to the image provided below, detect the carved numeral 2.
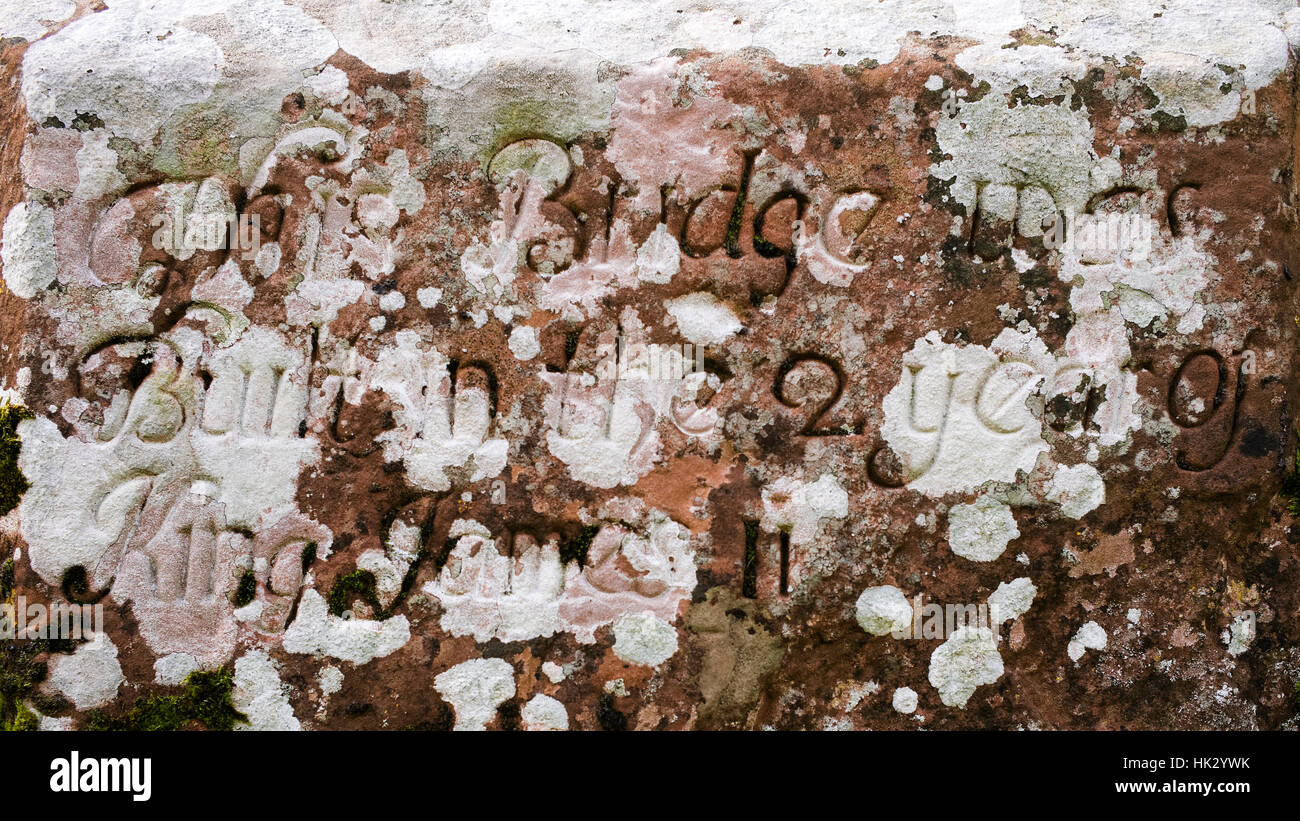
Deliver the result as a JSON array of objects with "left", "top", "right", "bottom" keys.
[{"left": 774, "top": 354, "right": 849, "bottom": 436}]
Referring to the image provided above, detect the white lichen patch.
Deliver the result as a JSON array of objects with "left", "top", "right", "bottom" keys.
[
  {"left": 1033, "top": 0, "right": 1291, "bottom": 128},
  {"left": 604, "top": 678, "right": 629, "bottom": 697},
  {"left": 21, "top": 11, "right": 222, "bottom": 145},
  {"left": 953, "top": 43, "right": 1088, "bottom": 99},
  {"left": 22, "top": 0, "right": 338, "bottom": 159},
  {"left": 378, "top": 290, "right": 406, "bottom": 312},
  {"left": 17, "top": 324, "right": 328, "bottom": 667},
  {"left": 1057, "top": 209, "right": 1215, "bottom": 337},
  {"left": 543, "top": 311, "right": 722, "bottom": 487},
  {"left": 854, "top": 585, "right": 913, "bottom": 636},
  {"left": 356, "top": 525, "right": 420, "bottom": 612},
  {"left": 892, "top": 686, "right": 919, "bottom": 715},
  {"left": 426, "top": 519, "right": 563, "bottom": 643},
  {"left": 0, "top": 0, "right": 75, "bottom": 41},
  {"left": 279, "top": 147, "right": 418, "bottom": 327},
  {"left": 371, "top": 333, "right": 508, "bottom": 492},
  {"left": 798, "top": 189, "right": 878, "bottom": 287},
  {"left": 282, "top": 590, "right": 411, "bottom": 665},
  {"left": 153, "top": 653, "right": 199, "bottom": 686},
  {"left": 508, "top": 325, "right": 541, "bottom": 360},
  {"left": 635, "top": 222, "right": 681, "bottom": 284},
  {"left": 832, "top": 680, "right": 879, "bottom": 712},
  {"left": 416, "top": 286, "right": 442, "bottom": 308},
  {"left": 521, "top": 693, "right": 569, "bottom": 731},
  {"left": 1067, "top": 621, "right": 1108, "bottom": 661},
  {"left": 75, "top": 129, "right": 129, "bottom": 201},
  {"left": 318, "top": 665, "right": 344, "bottom": 697},
  {"left": 760, "top": 474, "right": 849, "bottom": 546},
  {"left": 426, "top": 509, "right": 697, "bottom": 644},
  {"left": 987, "top": 577, "right": 1037, "bottom": 625},
  {"left": 947, "top": 495, "right": 1019, "bottom": 562},
  {"left": 1047, "top": 463, "right": 1105, "bottom": 519},
  {"left": 40, "top": 715, "right": 74, "bottom": 731},
  {"left": 664, "top": 291, "right": 743, "bottom": 346},
  {"left": 434, "top": 658, "right": 516, "bottom": 731},
  {"left": 16, "top": 0, "right": 1294, "bottom": 176},
  {"left": 543, "top": 363, "right": 669, "bottom": 486},
  {"left": 932, "top": 93, "right": 1101, "bottom": 225},
  {"left": 240, "top": 0, "right": 1295, "bottom": 99},
  {"left": 232, "top": 649, "right": 300, "bottom": 731},
  {"left": 881, "top": 330, "right": 1051, "bottom": 496},
  {"left": 1043, "top": 201, "right": 1221, "bottom": 452},
  {"left": 927, "top": 626, "right": 1004, "bottom": 709},
  {"left": 612, "top": 612, "right": 679, "bottom": 666},
  {"left": 44, "top": 635, "right": 124, "bottom": 710},
  {"left": 1223, "top": 614, "right": 1256, "bottom": 656},
  {"left": 1, "top": 201, "right": 56, "bottom": 299}
]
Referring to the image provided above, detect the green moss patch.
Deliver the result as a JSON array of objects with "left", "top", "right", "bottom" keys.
[
  {"left": 1, "top": 637, "right": 74, "bottom": 732},
  {"left": 88, "top": 667, "right": 247, "bottom": 731},
  {"left": 559, "top": 524, "right": 600, "bottom": 567},
  {"left": 232, "top": 570, "right": 257, "bottom": 608},
  {"left": 327, "top": 569, "right": 382, "bottom": 617},
  {"left": 326, "top": 540, "right": 429, "bottom": 620},
  {"left": 0, "top": 403, "right": 34, "bottom": 518}
]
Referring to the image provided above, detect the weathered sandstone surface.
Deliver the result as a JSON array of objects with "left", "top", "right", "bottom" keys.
[{"left": 2, "top": 0, "right": 1300, "bottom": 730}]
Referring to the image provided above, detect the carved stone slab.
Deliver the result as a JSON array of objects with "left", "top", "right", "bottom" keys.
[{"left": 2, "top": 1, "right": 1299, "bottom": 730}]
